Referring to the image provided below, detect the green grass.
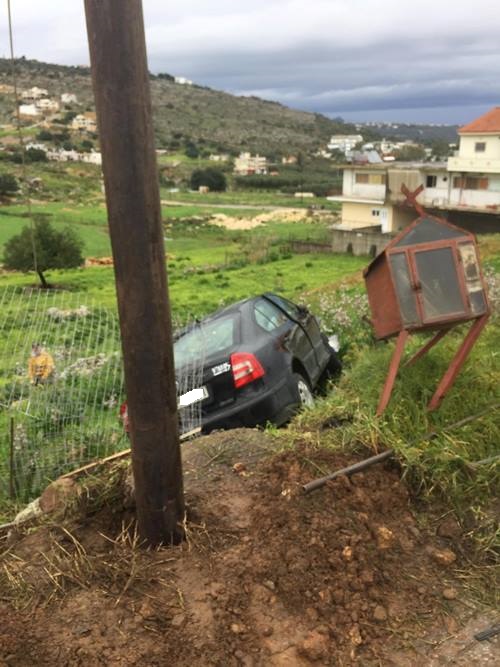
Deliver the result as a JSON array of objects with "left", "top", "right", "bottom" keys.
[
  {"left": 161, "top": 188, "right": 341, "bottom": 210},
  {"left": 283, "top": 314, "right": 500, "bottom": 557}
]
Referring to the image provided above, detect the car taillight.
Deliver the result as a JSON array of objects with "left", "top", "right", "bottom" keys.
[{"left": 230, "top": 352, "right": 265, "bottom": 389}]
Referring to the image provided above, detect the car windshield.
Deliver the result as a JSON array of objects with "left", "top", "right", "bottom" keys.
[{"left": 174, "top": 315, "right": 238, "bottom": 368}]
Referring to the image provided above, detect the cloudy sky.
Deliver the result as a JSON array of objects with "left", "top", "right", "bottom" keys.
[{"left": 1, "top": 0, "right": 499, "bottom": 124}]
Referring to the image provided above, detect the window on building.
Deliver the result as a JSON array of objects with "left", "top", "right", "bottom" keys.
[
  {"left": 453, "top": 176, "right": 489, "bottom": 190},
  {"left": 371, "top": 209, "right": 380, "bottom": 217},
  {"left": 355, "top": 173, "right": 386, "bottom": 185},
  {"left": 426, "top": 175, "right": 437, "bottom": 188},
  {"left": 475, "top": 142, "right": 486, "bottom": 153}
]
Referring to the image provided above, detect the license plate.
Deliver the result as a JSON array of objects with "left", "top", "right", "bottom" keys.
[{"left": 178, "top": 386, "right": 208, "bottom": 407}]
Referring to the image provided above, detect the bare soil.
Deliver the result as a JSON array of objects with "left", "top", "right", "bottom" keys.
[{"left": 1, "top": 429, "right": 498, "bottom": 666}]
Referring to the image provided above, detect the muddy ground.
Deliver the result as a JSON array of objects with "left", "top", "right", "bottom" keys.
[{"left": 0, "top": 428, "right": 498, "bottom": 666}]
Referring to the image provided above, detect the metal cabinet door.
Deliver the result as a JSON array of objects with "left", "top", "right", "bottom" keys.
[{"left": 411, "top": 246, "right": 467, "bottom": 323}]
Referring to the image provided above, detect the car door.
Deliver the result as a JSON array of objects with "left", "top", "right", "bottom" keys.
[{"left": 260, "top": 294, "right": 321, "bottom": 383}]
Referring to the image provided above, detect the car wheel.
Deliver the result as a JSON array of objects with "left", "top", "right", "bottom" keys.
[{"left": 293, "top": 373, "right": 314, "bottom": 408}]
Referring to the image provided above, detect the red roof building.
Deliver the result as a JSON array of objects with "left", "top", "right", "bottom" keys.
[{"left": 459, "top": 107, "right": 500, "bottom": 134}]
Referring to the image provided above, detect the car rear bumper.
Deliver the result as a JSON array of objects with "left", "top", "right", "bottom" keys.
[{"left": 201, "top": 375, "right": 296, "bottom": 433}]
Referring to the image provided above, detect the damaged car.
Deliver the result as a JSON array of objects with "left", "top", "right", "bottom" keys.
[{"left": 121, "top": 293, "right": 341, "bottom": 435}]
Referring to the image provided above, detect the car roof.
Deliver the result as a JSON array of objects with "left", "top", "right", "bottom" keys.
[{"left": 174, "top": 293, "right": 284, "bottom": 338}]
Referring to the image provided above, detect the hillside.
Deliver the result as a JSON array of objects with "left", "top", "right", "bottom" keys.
[{"left": 0, "top": 57, "right": 360, "bottom": 156}]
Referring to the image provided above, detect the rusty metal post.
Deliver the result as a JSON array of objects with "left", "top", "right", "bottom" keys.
[
  {"left": 428, "top": 314, "right": 489, "bottom": 411},
  {"left": 84, "top": 0, "right": 184, "bottom": 545},
  {"left": 376, "top": 329, "right": 409, "bottom": 416},
  {"left": 404, "top": 327, "right": 451, "bottom": 367}
]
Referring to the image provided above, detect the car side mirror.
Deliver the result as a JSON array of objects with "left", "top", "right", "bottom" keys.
[{"left": 297, "top": 305, "right": 309, "bottom": 318}]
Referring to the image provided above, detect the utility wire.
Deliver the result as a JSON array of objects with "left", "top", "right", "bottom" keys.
[{"left": 7, "top": 0, "right": 39, "bottom": 278}]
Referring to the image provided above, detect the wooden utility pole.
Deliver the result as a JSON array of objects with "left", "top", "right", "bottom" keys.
[{"left": 84, "top": 0, "right": 184, "bottom": 545}]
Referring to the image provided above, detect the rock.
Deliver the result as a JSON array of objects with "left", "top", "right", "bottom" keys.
[
  {"left": 138, "top": 601, "right": 156, "bottom": 620},
  {"left": 437, "top": 516, "right": 462, "bottom": 540},
  {"left": 171, "top": 614, "right": 186, "bottom": 628},
  {"left": 442, "top": 587, "right": 458, "bottom": 600},
  {"left": 373, "top": 605, "right": 388, "bottom": 622},
  {"left": 348, "top": 624, "right": 363, "bottom": 646},
  {"left": 39, "top": 477, "right": 81, "bottom": 514},
  {"left": 230, "top": 623, "right": 244, "bottom": 635},
  {"left": 208, "top": 582, "right": 225, "bottom": 599},
  {"left": 297, "top": 630, "right": 329, "bottom": 661},
  {"left": 263, "top": 579, "right": 276, "bottom": 591},
  {"left": 306, "top": 607, "right": 319, "bottom": 622},
  {"left": 427, "top": 547, "right": 457, "bottom": 566},
  {"left": 232, "top": 462, "right": 247, "bottom": 475},
  {"left": 332, "top": 589, "right": 344, "bottom": 604},
  {"left": 342, "top": 546, "right": 354, "bottom": 561},
  {"left": 444, "top": 615, "right": 459, "bottom": 634},
  {"left": 318, "top": 589, "right": 332, "bottom": 604},
  {"left": 261, "top": 625, "right": 273, "bottom": 637},
  {"left": 14, "top": 498, "right": 42, "bottom": 524},
  {"left": 375, "top": 525, "right": 396, "bottom": 550}
]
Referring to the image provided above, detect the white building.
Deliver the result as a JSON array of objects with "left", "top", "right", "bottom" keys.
[
  {"left": 174, "top": 76, "right": 193, "bottom": 85},
  {"left": 329, "top": 107, "right": 500, "bottom": 234},
  {"left": 327, "top": 134, "right": 363, "bottom": 155},
  {"left": 47, "top": 149, "right": 80, "bottom": 162},
  {"left": 18, "top": 104, "right": 40, "bottom": 118},
  {"left": 234, "top": 152, "right": 268, "bottom": 175},
  {"left": 61, "top": 93, "right": 78, "bottom": 105},
  {"left": 81, "top": 151, "right": 102, "bottom": 166},
  {"left": 21, "top": 87, "right": 48, "bottom": 100},
  {"left": 36, "top": 98, "right": 60, "bottom": 112},
  {"left": 71, "top": 113, "right": 97, "bottom": 133}
]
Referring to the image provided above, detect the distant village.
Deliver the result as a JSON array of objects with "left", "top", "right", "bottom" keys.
[{"left": 0, "top": 78, "right": 498, "bottom": 236}]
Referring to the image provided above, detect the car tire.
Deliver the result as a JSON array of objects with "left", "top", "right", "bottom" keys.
[{"left": 293, "top": 373, "right": 314, "bottom": 408}]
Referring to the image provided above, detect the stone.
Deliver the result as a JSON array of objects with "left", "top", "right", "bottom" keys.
[
  {"left": 373, "top": 605, "right": 388, "bottom": 622},
  {"left": 442, "top": 587, "right": 458, "bottom": 600},
  {"left": 342, "top": 546, "right": 354, "bottom": 561},
  {"left": 348, "top": 624, "right": 363, "bottom": 646},
  {"left": 437, "top": 516, "right": 462, "bottom": 540},
  {"left": 14, "top": 498, "right": 42, "bottom": 524},
  {"left": 375, "top": 525, "right": 396, "bottom": 550},
  {"left": 426, "top": 547, "right": 457, "bottom": 566},
  {"left": 171, "top": 614, "right": 185, "bottom": 628},
  {"left": 263, "top": 579, "right": 276, "bottom": 591},
  {"left": 230, "top": 623, "right": 244, "bottom": 634},
  {"left": 297, "top": 630, "right": 329, "bottom": 661},
  {"left": 261, "top": 625, "right": 273, "bottom": 637},
  {"left": 39, "top": 478, "right": 81, "bottom": 514}
]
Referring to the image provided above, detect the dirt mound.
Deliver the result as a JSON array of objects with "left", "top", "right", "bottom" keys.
[
  {"left": 0, "top": 429, "right": 496, "bottom": 666},
  {"left": 210, "top": 208, "right": 310, "bottom": 230}
]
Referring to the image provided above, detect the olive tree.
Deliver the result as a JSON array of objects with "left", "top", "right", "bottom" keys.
[{"left": 3, "top": 218, "right": 84, "bottom": 288}]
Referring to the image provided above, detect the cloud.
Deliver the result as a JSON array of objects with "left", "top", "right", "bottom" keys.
[{"left": 0, "top": 0, "right": 499, "bottom": 122}]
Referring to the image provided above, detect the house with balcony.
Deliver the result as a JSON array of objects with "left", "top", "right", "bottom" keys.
[
  {"left": 329, "top": 107, "right": 500, "bottom": 234},
  {"left": 327, "top": 134, "right": 363, "bottom": 156},
  {"left": 234, "top": 152, "right": 268, "bottom": 176},
  {"left": 71, "top": 112, "right": 97, "bottom": 133}
]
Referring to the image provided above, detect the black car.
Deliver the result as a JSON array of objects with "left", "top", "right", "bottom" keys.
[{"left": 174, "top": 293, "right": 341, "bottom": 433}]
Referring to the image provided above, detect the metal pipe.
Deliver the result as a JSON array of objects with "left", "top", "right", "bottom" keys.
[{"left": 303, "top": 403, "right": 500, "bottom": 494}]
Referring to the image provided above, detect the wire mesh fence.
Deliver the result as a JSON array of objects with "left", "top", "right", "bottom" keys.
[
  {"left": 0, "top": 286, "right": 205, "bottom": 503},
  {"left": 0, "top": 287, "right": 124, "bottom": 502}
]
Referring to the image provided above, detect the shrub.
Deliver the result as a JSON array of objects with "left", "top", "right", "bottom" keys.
[
  {"left": 190, "top": 167, "right": 227, "bottom": 192},
  {"left": 0, "top": 173, "right": 19, "bottom": 196},
  {"left": 3, "top": 218, "right": 84, "bottom": 288}
]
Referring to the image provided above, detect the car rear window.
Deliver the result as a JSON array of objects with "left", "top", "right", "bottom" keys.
[
  {"left": 174, "top": 316, "right": 237, "bottom": 367},
  {"left": 254, "top": 298, "right": 289, "bottom": 332}
]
